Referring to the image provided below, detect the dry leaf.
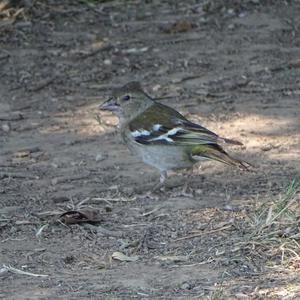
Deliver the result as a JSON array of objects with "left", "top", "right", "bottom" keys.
[
  {"left": 58, "top": 209, "right": 101, "bottom": 225},
  {"left": 111, "top": 252, "right": 139, "bottom": 262}
]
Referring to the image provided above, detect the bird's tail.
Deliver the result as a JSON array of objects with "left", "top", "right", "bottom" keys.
[{"left": 191, "top": 144, "right": 251, "bottom": 171}]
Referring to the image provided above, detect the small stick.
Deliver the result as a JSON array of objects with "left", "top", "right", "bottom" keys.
[
  {"left": 91, "top": 197, "right": 136, "bottom": 202},
  {"left": 27, "top": 76, "right": 56, "bottom": 92},
  {"left": 142, "top": 206, "right": 162, "bottom": 217},
  {"left": 0, "top": 173, "right": 38, "bottom": 180},
  {"left": 174, "top": 225, "right": 232, "bottom": 242},
  {"left": 2, "top": 265, "right": 48, "bottom": 277}
]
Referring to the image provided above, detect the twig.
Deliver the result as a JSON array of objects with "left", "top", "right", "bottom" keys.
[
  {"left": 0, "top": 173, "right": 38, "bottom": 180},
  {"left": 0, "top": 112, "right": 23, "bottom": 121},
  {"left": 2, "top": 265, "right": 48, "bottom": 277},
  {"left": 169, "top": 258, "right": 214, "bottom": 268},
  {"left": 122, "top": 223, "right": 150, "bottom": 228},
  {"left": 174, "top": 225, "right": 232, "bottom": 242},
  {"left": 76, "top": 197, "right": 91, "bottom": 208},
  {"left": 11, "top": 146, "right": 41, "bottom": 155},
  {"left": 36, "top": 224, "right": 49, "bottom": 238},
  {"left": 91, "top": 196, "right": 136, "bottom": 202},
  {"left": 83, "top": 223, "right": 123, "bottom": 238},
  {"left": 27, "top": 76, "right": 57, "bottom": 92},
  {"left": 0, "top": 7, "right": 24, "bottom": 28},
  {"left": 85, "top": 3, "right": 108, "bottom": 16},
  {"left": 1, "top": 237, "right": 26, "bottom": 243},
  {"left": 80, "top": 44, "right": 113, "bottom": 59},
  {"left": 142, "top": 206, "right": 162, "bottom": 217}
]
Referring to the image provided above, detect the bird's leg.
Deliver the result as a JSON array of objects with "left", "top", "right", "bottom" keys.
[
  {"left": 180, "top": 168, "right": 195, "bottom": 197},
  {"left": 181, "top": 164, "right": 203, "bottom": 196},
  {"left": 182, "top": 174, "right": 191, "bottom": 195},
  {"left": 160, "top": 171, "right": 167, "bottom": 185},
  {"left": 152, "top": 170, "right": 167, "bottom": 192}
]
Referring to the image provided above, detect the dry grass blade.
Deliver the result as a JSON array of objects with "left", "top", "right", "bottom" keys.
[
  {"left": 236, "top": 179, "right": 300, "bottom": 268},
  {"left": 36, "top": 224, "right": 49, "bottom": 237},
  {"left": 208, "top": 283, "right": 224, "bottom": 300},
  {"left": 91, "top": 196, "right": 136, "bottom": 202}
]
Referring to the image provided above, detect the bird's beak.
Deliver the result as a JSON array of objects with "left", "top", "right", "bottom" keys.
[{"left": 98, "top": 98, "right": 120, "bottom": 111}]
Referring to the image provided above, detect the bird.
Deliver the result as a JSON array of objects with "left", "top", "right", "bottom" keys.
[{"left": 99, "top": 81, "right": 250, "bottom": 188}]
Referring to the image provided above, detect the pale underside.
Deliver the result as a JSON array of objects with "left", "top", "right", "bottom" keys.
[{"left": 123, "top": 132, "right": 207, "bottom": 172}]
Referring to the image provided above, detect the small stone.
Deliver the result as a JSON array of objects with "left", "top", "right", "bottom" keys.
[
  {"left": 2, "top": 123, "right": 10, "bottom": 132},
  {"left": 261, "top": 145, "right": 273, "bottom": 152},
  {"left": 227, "top": 8, "right": 235, "bottom": 15},
  {"left": 95, "top": 153, "right": 104, "bottom": 161},
  {"left": 181, "top": 282, "right": 191, "bottom": 290},
  {"left": 195, "top": 189, "right": 203, "bottom": 195},
  {"left": 283, "top": 90, "right": 292, "bottom": 96},
  {"left": 171, "top": 232, "right": 177, "bottom": 239},
  {"left": 103, "top": 59, "right": 112, "bottom": 65},
  {"left": 224, "top": 205, "right": 234, "bottom": 211},
  {"left": 51, "top": 178, "right": 58, "bottom": 185}
]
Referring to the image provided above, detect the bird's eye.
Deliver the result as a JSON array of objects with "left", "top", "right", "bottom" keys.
[{"left": 122, "top": 95, "right": 130, "bottom": 101}]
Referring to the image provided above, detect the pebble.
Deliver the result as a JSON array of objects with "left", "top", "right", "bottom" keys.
[
  {"left": 227, "top": 8, "right": 235, "bottom": 16},
  {"left": 181, "top": 282, "right": 191, "bottom": 290},
  {"left": 104, "top": 59, "right": 112, "bottom": 65},
  {"left": 152, "top": 84, "right": 161, "bottom": 92},
  {"left": 51, "top": 178, "right": 58, "bottom": 185},
  {"left": 96, "top": 153, "right": 104, "bottom": 161},
  {"left": 2, "top": 123, "right": 10, "bottom": 132}
]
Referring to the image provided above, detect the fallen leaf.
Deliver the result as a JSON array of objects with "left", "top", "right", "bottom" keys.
[
  {"left": 58, "top": 209, "right": 101, "bottom": 225},
  {"left": 111, "top": 251, "right": 139, "bottom": 262}
]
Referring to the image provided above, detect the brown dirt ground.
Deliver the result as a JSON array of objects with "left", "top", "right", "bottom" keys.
[{"left": 0, "top": 0, "right": 300, "bottom": 299}]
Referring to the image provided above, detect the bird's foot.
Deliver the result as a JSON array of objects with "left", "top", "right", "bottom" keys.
[
  {"left": 177, "top": 172, "right": 194, "bottom": 197},
  {"left": 151, "top": 171, "right": 167, "bottom": 193},
  {"left": 179, "top": 183, "right": 194, "bottom": 198}
]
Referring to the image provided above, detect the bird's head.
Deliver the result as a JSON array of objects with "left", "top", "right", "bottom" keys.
[{"left": 99, "top": 82, "right": 153, "bottom": 123}]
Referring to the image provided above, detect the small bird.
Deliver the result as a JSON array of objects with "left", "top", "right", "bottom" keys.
[{"left": 100, "top": 82, "right": 250, "bottom": 186}]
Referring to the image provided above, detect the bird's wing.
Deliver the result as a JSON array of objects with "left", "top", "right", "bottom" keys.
[
  {"left": 128, "top": 102, "right": 250, "bottom": 170},
  {"left": 128, "top": 102, "right": 241, "bottom": 146}
]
